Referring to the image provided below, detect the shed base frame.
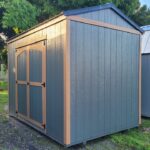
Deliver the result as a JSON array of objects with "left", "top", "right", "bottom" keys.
[
  {"left": 9, "top": 115, "right": 65, "bottom": 146},
  {"left": 9, "top": 114, "right": 139, "bottom": 147}
]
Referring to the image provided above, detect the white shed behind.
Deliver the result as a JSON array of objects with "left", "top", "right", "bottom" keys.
[
  {"left": 141, "top": 25, "right": 150, "bottom": 54},
  {"left": 141, "top": 25, "right": 150, "bottom": 117}
]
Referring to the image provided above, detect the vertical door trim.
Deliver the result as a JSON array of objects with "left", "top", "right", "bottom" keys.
[
  {"left": 27, "top": 46, "right": 30, "bottom": 118},
  {"left": 15, "top": 50, "right": 18, "bottom": 113},
  {"left": 42, "top": 40, "right": 46, "bottom": 128},
  {"left": 64, "top": 19, "right": 71, "bottom": 145}
]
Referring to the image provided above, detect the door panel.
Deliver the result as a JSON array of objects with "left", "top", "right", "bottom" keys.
[
  {"left": 30, "top": 86, "right": 42, "bottom": 123},
  {"left": 29, "top": 49, "right": 42, "bottom": 82},
  {"left": 17, "top": 51, "right": 27, "bottom": 81},
  {"left": 18, "top": 84, "right": 27, "bottom": 116}
]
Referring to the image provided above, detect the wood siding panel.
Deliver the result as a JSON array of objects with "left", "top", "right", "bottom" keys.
[
  {"left": 79, "top": 9, "right": 134, "bottom": 29},
  {"left": 70, "top": 21, "right": 139, "bottom": 144},
  {"left": 8, "top": 44, "right": 16, "bottom": 116},
  {"left": 46, "top": 21, "right": 65, "bottom": 143}
]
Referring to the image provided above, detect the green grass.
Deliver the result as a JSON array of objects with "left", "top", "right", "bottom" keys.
[
  {"left": 0, "top": 81, "right": 8, "bottom": 90},
  {"left": 0, "top": 90, "right": 8, "bottom": 114},
  {"left": 111, "top": 120, "right": 150, "bottom": 150}
]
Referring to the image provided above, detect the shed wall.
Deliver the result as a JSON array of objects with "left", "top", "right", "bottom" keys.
[
  {"left": 70, "top": 21, "right": 140, "bottom": 144},
  {"left": 142, "top": 54, "right": 150, "bottom": 117},
  {"left": 8, "top": 20, "right": 66, "bottom": 143},
  {"left": 79, "top": 9, "right": 134, "bottom": 29}
]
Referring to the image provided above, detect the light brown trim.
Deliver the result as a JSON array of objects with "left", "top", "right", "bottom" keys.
[
  {"left": 27, "top": 46, "right": 30, "bottom": 118},
  {"left": 17, "top": 80, "right": 27, "bottom": 85},
  {"left": 15, "top": 50, "right": 18, "bottom": 113},
  {"left": 16, "top": 48, "right": 26, "bottom": 56},
  {"left": 139, "top": 36, "right": 142, "bottom": 124},
  {"left": 42, "top": 40, "right": 46, "bottom": 127},
  {"left": 18, "top": 113, "right": 44, "bottom": 129},
  {"left": 15, "top": 35, "right": 47, "bottom": 49},
  {"left": 64, "top": 19, "right": 71, "bottom": 145},
  {"left": 8, "top": 15, "right": 66, "bottom": 44},
  {"left": 67, "top": 16, "right": 141, "bottom": 35},
  {"left": 30, "top": 82, "right": 42, "bottom": 86}
]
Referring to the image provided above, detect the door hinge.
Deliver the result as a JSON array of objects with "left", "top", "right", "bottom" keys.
[
  {"left": 43, "top": 40, "right": 46, "bottom": 46},
  {"left": 41, "top": 82, "right": 46, "bottom": 87},
  {"left": 42, "top": 123, "right": 46, "bottom": 128}
]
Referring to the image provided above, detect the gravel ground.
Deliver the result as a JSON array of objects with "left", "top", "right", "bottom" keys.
[{"left": 0, "top": 108, "right": 121, "bottom": 150}]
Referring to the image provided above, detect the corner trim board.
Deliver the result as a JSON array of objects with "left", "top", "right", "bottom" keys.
[{"left": 64, "top": 19, "right": 71, "bottom": 145}]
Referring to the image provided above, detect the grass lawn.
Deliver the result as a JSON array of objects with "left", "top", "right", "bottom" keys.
[
  {"left": 0, "top": 81, "right": 8, "bottom": 90},
  {"left": 0, "top": 89, "right": 150, "bottom": 149},
  {"left": 0, "top": 90, "right": 8, "bottom": 114},
  {"left": 111, "top": 119, "right": 150, "bottom": 150}
]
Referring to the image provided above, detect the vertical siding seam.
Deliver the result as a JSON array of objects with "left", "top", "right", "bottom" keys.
[
  {"left": 131, "top": 34, "right": 133, "bottom": 126},
  {"left": 82, "top": 23, "right": 86, "bottom": 139},
  {"left": 139, "top": 35, "right": 142, "bottom": 124},
  {"left": 110, "top": 29, "right": 112, "bottom": 133},
  {"left": 121, "top": 32, "right": 123, "bottom": 129},
  {"left": 104, "top": 28, "right": 106, "bottom": 134},
  {"left": 75, "top": 22, "right": 78, "bottom": 141},
  {"left": 90, "top": 23, "right": 92, "bottom": 138}
]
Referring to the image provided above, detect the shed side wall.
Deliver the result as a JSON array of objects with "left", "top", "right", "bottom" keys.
[
  {"left": 46, "top": 20, "right": 66, "bottom": 143},
  {"left": 8, "top": 44, "right": 16, "bottom": 116},
  {"left": 8, "top": 20, "right": 66, "bottom": 144},
  {"left": 78, "top": 9, "right": 134, "bottom": 29},
  {"left": 70, "top": 21, "right": 140, "bottom": 144},
  {"left": 142, "top": 54, "right": 150, "bottom": 117}
]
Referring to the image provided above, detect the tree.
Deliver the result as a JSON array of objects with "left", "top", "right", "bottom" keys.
[
  {"left": 2, "top": 0, "right": 38, "bottom": 34},
  {"left": 28, "top": 0, "right": 60, "bottom": 22},
  {"left": 0, "top": 33, "right": 7, "bottom": 70},
  {"left": 132, "top": 5, "right": 150, "bottom": 26}
]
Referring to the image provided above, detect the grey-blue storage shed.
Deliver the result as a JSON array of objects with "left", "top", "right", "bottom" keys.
[
  {"left": 7, "top": 3, "right": 142, "bottom": 146},
  {"left": 141, "top": 25, "right": 150, "bottom": 117}
]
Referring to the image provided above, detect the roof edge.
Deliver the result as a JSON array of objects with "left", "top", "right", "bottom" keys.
[
  {"left": 7, "top": 3, "right": 143, "bottom": 42},
  {"left": 63, "top": 3, "right": 144, "bottom": 34}
]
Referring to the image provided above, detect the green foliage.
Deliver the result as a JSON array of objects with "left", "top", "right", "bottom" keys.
[
  {"left": 116, "top": 0, "right": 140, "bottom": 17},
  {"left": 132, "top": 5, "right": 150, "bottom": 26},
  {"left": 0, "top": 81, "right": 7, "bottom": 90},
  {"left": 2, "top": 0, "right": 38, "bottom": 34},
  {"left": 0, "top": 34, "right": 7, "bottom": 67},
  {"left": 28, "top": 0, "right": 60, "bottom": 22}
]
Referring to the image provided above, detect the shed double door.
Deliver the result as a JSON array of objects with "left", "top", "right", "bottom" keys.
[{"left": 15, "top": 41, "right": 46, "bottom": 128}]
